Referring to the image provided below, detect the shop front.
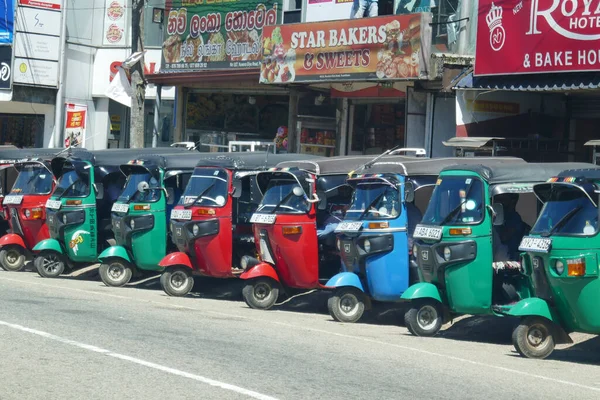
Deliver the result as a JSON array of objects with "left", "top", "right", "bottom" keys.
[{"left": 454, "top": 0, "right": 600, "bottom": 162}]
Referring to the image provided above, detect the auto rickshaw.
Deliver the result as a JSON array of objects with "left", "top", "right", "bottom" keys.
[
  {"left": 97, "top": 152, "right": 207, "bottom": 287},
  {"left": 401, "top": 162, "right": 597, "bottom": 337},
  {"left": 326, "top": 156, "right": 523, "bottom": 323},
  {"left": 158, "top": 153, "right": 319, "bottom": 296},
  {"left": 32, "top": 148, "right": 189, "bottom": 278},
  {"left": 504, "top": 168, "right": 600, "bottom": 359}
]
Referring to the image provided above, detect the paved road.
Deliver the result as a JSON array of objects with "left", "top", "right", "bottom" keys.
[{"left": 1, "top": 268, "right": 600, "bottom": 400}]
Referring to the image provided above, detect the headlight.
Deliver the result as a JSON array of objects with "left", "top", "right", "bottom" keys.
[
  {"left": 555, "top": 260, "right": 565, "bottom": 275},
  {"left": 336, "top": 239, "right": 340, "bottom": 251},
  {"left": 24, "top": 209, "right": 31, "bottom": 218},
  {"left": 364, "top": 239, "right": 371, "bottom": 253},
  {"left": 259, "top": 238, "right": 275, "bottom": 264},
  {"left": 412, "top": 244, "right": 417, "bottom": 255},
  {"left": 62, "top": 214, "right": 68, "bottom": 224},
  {"left": 192, "top": 224, "right": 200, "bottom": 236},
  {"left": 443, "top": 247, "right": 451, "bottom": 261},
  {"left": 130, "top": 219, "right": 135, "bottom": 229}
]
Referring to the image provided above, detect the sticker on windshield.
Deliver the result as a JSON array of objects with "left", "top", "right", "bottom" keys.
[
  {"left": 183, "top": 196, "right": 196, "bottom": 205},
  {"left": 213, "top": 171, "right": 219, "bottom": 176},
  {"left": 465, "top": 200, "right": 476, "bottom": 211},
  {"left": 436, "top": 179, "right": 442, "bottom": 185},
  {"left": 216, "top": 196, "right": 225, "bottom": 206},
  {"left": 465, "top": 178, "right": 472, "bottom": 184}
]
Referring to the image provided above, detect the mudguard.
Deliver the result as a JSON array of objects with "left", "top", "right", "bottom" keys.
[
  {"left": 400, "top": 282, "right": 442, "bottom": 302},
  {"left": 505, "top": 297, "right": 555, "bottom": 321},
  {"left": 158, "top": 252, "right": 193, "bottom": 269},
  {"left": 240, "top": 262, "right": 280, "bottom": 283},
  {"left": 325, "top": 272, "right": 365, "bottom": 292},
  {"left": 32, "top": 239, "right": 64, "bottom": 254},
  {"left": 0, "top": 233, "right": 26, "bottom": 249},
  {"left": 98, "top": 246, "right": 132, "bottom": 264}
]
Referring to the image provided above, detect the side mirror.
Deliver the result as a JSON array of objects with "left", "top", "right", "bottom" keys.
[
  {"left": 317, "top": 190, "right": 327, "bottom": 210},
  {"left": 166, "top": 187, "right": 175, "bottom": 205},
  {"left": 292, "top": 186, "right": 304, "bottom": 197},
  {"left": 491, "top": 203, "right": 505, "bottom": 226},
  {"left": 404, "top": 182, "right": 414, "bottom": 203},
  {"left": 94, "top": 183, "right": 104, "bottom": 200},
  {"left": 232, "top": 179, "right": 242, "bottom": 198},
  {"left": 137, "top": 181, "right": 149, "bottom": 193}
]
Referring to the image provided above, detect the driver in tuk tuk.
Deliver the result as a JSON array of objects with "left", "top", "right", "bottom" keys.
[
  {"left": 317, "top": 205, "right": 345, "bottom": 240},
  {"left": 494, "top": 193, "right": 529, "bottom": 260}
]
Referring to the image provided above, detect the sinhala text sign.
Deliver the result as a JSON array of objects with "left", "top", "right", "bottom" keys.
[{"left": 475, "top": 0, "right": 600, "bottom": 75}]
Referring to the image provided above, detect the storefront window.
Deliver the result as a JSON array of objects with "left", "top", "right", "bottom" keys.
[
  {"left": 350, "top": 101, "right": 405, "bottom": 154},
  {"left": 0, "top": 114, "right": 43, "bottom": 147}
]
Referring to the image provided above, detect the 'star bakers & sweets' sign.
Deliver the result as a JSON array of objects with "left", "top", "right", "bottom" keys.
[{"left": 475, "top": 0, "right": 600, "bottom": 75}]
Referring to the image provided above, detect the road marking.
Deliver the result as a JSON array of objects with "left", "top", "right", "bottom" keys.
[
  {"left": 0, "top": 319, "right": 278, "bottom": 400},
  {"left": 2, "top": 275, "right": 600, "bottom": 393}
]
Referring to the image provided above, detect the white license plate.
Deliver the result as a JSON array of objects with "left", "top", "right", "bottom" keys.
[
  {"left": 111, "top": 203, "right": 129, "bottom": 213},
  {"left": 335, "top": 221, "right": 362, "bottom": 232},
  {"left": 45, "top": 199, "right": 62, "bottom": 209},
  {"left": 3, "top": 195, "right": 23, "bottom": 205},
  {"left": 250, "top": 213, "right": 276, "bottom": 224},
  {"left": 171, "top": 209, "right": 192, "bottom": 220},
  {"left": 413, "top": 225, "right": 443, "bottom": 240},
  {"left": 519, "top": 236, "right": 552, "bottom": 253}
]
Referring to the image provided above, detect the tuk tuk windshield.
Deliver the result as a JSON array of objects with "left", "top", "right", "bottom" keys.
[
  {"left": 10, "top": 165, "right": 53, "bottom": 195},
  {"left": 257, "top": 179, "right": 309, "bottom": 214},
  {"left": 53, "top": 168, "right": 90, "bottom": 198},
  {"left": 345, "top": 182, "right": 400, "bottom": 220},
  {"left": 119, "top": 172, "right": 161, "bottom": 203},
  {"left": 422, "top": 176, "right": 485, "bottom": 226},
  {"left": 532, "top": 187, "right": 598, "bottom": 236},
  {"left": 180, "top": 168, "right": 228, "bottom": 207}
]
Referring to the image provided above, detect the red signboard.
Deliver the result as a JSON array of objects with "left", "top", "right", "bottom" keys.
[{"left": 475, "top": 0, "right": 600, "bottom": 75}]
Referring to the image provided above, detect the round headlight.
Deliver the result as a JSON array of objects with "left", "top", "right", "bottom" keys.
[
  {"left": 24, "top": 209, "right": 31, "bottom": 218},
  {"left": 364, "top": 239, "right": 371, "bottom": 253},
  {"left": 336, "top": 239, "right": 340, "bottom": 251},
  {"left": 555, "top": 260, "right": 565, "bottom": 275},
  {"left": 130, "top": 219, "right": 135, "bottom": 230},
  {"left": 412, "top": 244, "right": 417, "bottom": 256},
  {"left": 443, "top": 246, "right": 451, "bottom": 261},
  {"left": 62, "top": 214, "right": 68, "bottom": 224},
  {"left": 192, "top": 224, "right": 200, "bottom": 236}
]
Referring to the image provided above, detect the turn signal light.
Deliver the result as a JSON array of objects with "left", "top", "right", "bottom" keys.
[
  {"left": 567, "top": 258, "right": 586, "bottom": 276},
  {"left": 133, "top": 204, "right": 150, "bottom": 211},
  {"left": 282, "top": 226, "right": 302, "bottom": 235},
  {"left": 30, "top": 208, "right": 43, "bottom": 220},
  {"left": 66, "top": 200, "right": 82, "bottom": 206},
  {"left": 196, "top": 208, "right": 216, "bottom": 215},
  {"left": 368, "top": 222, "right": 389, "bottom": 229},
  {"left": 449, "top": 228, "right": 472, "bottom": 236}
]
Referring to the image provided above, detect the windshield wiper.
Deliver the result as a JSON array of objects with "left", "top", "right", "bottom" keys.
[
  {"left": 439, "top": 183, "right": 475, "bottom": 226},
  {"left": 358, "top": 191, "right": 387, "bottom": 220},
  {"left": 184, "top": 182, "right": 216, "bottom": 209},
  {"left": 56, "top": 179, "right": 82, "bottom": 199},
  {"left": 270, "top": 190, "right": 296, "bottom": 214},
  {"left": 542, "top": 206, "right": 582, "bottom": 237}
]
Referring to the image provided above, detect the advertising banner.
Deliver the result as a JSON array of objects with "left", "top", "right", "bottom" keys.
[
  {"left": 0, "top": 46, "right": 12, "bottom": 90},
  {"left": 162, "top": 0, "right": 282, "bottom": 71},
  {"left": 260, "top": 13, "right": 429, "bottom": 83},
  {"left": 64, "top": 103, "right": 87, "bottom": 148},
  {"left": 475, "top": 0, "right": 600, "bottom": 75},
  {"left": 103, "top": 0, "right": 127, "bottom": 46},
  {"left": 0, "top": 0, "right": 15, "bottom": 44}
]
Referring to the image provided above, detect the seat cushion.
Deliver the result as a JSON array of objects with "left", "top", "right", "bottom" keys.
[{"left": 493, "top": 261, "right": 523, "bottom": 273}]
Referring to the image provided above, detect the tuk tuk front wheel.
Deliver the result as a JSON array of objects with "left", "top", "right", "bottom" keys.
[
  {"left": 0, "top": 246, "right": 26, "bottom": 272},
  {"left": 242, "top": 278, "right": 280, "bottom": 310},
  {"left": 404, "top": 300, "right": 443, "bottom": 337},
  {"left": 99, "top": 260, "right": 134, "bottom": 287},
  {"left": 34, "top": 251, "right": 65, "bottom": 278},
  {"left": 160, "top": 267, "right": 194, "bottom": 297},
  {"left": 512, "top": 317, "right": 556, "bottom": 359},
  {"left": 328, "top": 287, "right": 365, "bottom": 323}
]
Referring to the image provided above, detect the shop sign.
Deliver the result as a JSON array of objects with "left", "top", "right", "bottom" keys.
[
  {"left": 466, "top": 99, "right": 520, "bottom": 114},
  {"left": 475, "top": 0, "right": 600, "bottom": 75},
  {"left": 330, "top": 82, "right": 408, "bottom": 97},
  {"left": 161, "top": 0, "right": 282, "bottom": 71},
  {"left": 0, "top": 0, "right": 15, "bottom": 44},
  {"left": 18, "top": 0, "right": 62, "bottom": 10},
  {"left": 0, "top": 46, "right": 12, "bottom": 90},
  {"left": 305, "top": 0, "right": 353, "bottom": 23},
  {"left": 259, "top": 13, "right": 429, "bottom": 84},
  {"left": 64, "top": 103, "right": 87, "bottom": 148},
  {"left": 103, "top": 0, "right": 127, "bottom": 46},
  {"left": 13, "top": 57, "right": 58, "bottom": 86}
]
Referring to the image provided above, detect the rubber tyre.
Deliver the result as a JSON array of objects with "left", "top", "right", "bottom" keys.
[
  {"left": 404, "top": 300, "right": 443, "bottom": 337},
  {"left": 160, "top": 267, "right": 194, "bottom": 297},
  {"left": 242, "top": 278, "right": 279, "bottom": 310},
  {"left": 34, "top": 251, "right": 65, "bottom": 278},
  {"left": 0, "top": 246, "right": 26, "bottom": 272},
  {"left": 512, "top": 316, "right": 556, "bottom": 359},
  {"left": 327, "top": 287, "right": 365, "bottom": 323},
  {"left": 99, "top": 260, "right": 134, "bottom": 287}
]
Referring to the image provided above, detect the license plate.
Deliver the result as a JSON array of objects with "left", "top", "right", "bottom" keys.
[
  {"left": 335, "top": 221, "right": 362, "bottom": 232},
  {"left": 171, "top": 209, "right": 192, "bottom": 220},
  {"left": 45, "top": 199, "right": 61, "bottom": 209},
  {"left": 250, "top": 213, "right": 276, "bottom": 224},
  {"left": 3, "top": 195, "right": 23, "bottom": 205},
  {"left": 413, "top": 225, "right": 443, "bottom": 240},
  {"left": 519, "top": 236, "right": 552, "bottom": 253},
  {"left": 111, "top": 203, "right": 129, "bottom": 213}
]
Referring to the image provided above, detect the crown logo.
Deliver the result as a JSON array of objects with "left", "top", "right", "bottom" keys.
[{"left": 486, "top": 3, "right": 503, "bottom": 31}]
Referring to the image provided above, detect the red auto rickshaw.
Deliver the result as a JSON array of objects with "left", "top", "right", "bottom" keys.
[{"left": 158, "top": 153, "right": 318, "bottom": 296}]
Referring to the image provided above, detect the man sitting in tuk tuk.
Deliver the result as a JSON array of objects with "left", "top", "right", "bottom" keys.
[{"left": 494, "top": 193, "right": 529, "bottom": 260}]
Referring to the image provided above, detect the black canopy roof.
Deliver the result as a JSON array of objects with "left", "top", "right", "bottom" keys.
[
  {"left": 556, "top": 168, "right": 600, "bottom": 180},
  {"left": 194, "top": 153, "right": 323, "bottom": 170},
  {"left": 120, "top": 152, "right": 210, "bottom": 177},
  {"left": 275, "top": 155, "right": 425, "bottom": 176}
]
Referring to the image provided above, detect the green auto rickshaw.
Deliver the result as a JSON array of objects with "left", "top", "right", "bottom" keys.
[
  {"left": 97, "top": 152, "right": 204, "bottom": 287},
  {"left": 506, "top": 168, "right": 600, "bottom": 359},
  {"left": 401, "top": 162, "right": 597, "bottom": 337}
]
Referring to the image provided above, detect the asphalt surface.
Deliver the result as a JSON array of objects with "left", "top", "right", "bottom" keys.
[{"left": 1, "top": 267, "right": 600, "bottom": 400}]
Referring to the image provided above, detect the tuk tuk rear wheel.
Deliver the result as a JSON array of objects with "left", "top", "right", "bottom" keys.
[
  {"left": 242, "top": 278, "right": 279, "bottom": 310},
  {"left": 512, "top": 317, "right": 555, "bottom": 359},
  {"left": 328, "top": 288, "right": 365, "bottom": 323},
  {"left": 99, "top": 260, "right": 133, "bottom": 287},
  {"left": 160, "top": 267, "right": 194, "bottom": 297},
  {"left": 0, "top": 246, "right": 26, "bottom": 272},
  {"left": 404, "top": 300, "right": 443, "bottom": 337},
  {"left": 34, "top": 251, "right": 65, "bottom": 278}
]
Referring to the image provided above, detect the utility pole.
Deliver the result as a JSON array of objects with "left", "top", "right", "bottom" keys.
[{"left": 130, "top": 0, "right": 146, "bottom": 148}]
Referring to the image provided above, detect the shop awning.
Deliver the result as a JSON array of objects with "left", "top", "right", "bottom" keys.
[
  {"left": 147, "top": 68, "right": 261, "bottom": 86},
  {"left": 454, "top": 71, "right": 600, "bottom": 92}
]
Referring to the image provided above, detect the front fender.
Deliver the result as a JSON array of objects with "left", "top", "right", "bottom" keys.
[
  {"left": 158, "top": 252, "right": 193, "bottom": 269},
  {"left": 400, "top": 282, "right": 442, "bottom": 302},
  {"left": 325, "top": 272, "right": 365, "bottom": 292},
  {"left": 0, "top": 233, "right": 26, "bottom": 249},
  {"left": 98, "top": 246, "right": 132, "bottom": 264},
  {"left": 505, "top": 297, "right": 555, "bottom": 321},
  {"left": 240, "top": 262, "right": 280, "bottom": 283},
  {"left": 32, "top": 239, "right": 64, "bottom": 254}
]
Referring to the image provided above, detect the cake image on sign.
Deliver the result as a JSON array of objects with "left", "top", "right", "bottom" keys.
[
  {"left": 163, "top": 35, "right": 183, "bottom": 63},
  {"left": 487, "top": 3, "right": 505, "bottom": 52},
  {"left": 107, "top": 1, "right": 124, "bottom": 20},
  {"left": 106, "top": 24, "right": 123, "bottom": 44}
]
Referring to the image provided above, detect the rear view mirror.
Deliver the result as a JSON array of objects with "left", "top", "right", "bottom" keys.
[
  {"left": 317, "top": 190, "right": 327, "bottom": 210},
  {"left": 166, "top": 187, "right": 175, "bottom": 205},
  {"left": 232, "top": 179, "right": 242, "bottom": 198},
  {"left": 94, "top": 183, "right": 104, "bottom": 200},
  {"left": 404, "top": 182, "right": 414, "bottom": 203},
  {"left": 491, "top": 203, "right": 505, "bottom": 226},
  {"left": 292, "top": 186, "right": 304, "bottom": 197},
  {"left": 137, "top": 181, "right": 149, "bottom": 193}
]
